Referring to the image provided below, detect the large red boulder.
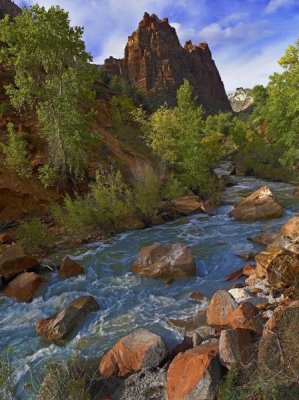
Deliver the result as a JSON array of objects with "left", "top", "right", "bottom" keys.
[
  {"left": 255, "top": 246, "right": 299, "bottom": 288},
  {"left": 230, "top": 186, "right": 283, "bottom": 221},
  {"left": 0, "top": 244, "right": 38, "bottom": 279},
  {"left": 280, "top": 216, "right": 299, "bottom": 239},
  {"left": 36, "top": 296, "right": 99, "bottom": 341},
  {"left": 59, "top": 256, "right": 85, "bottom": 279},
  {"left": 99, "top": 328, "right": 168, "bottom": 378},
  {"left": 219, "top": 329, "right": 253, "bottom": 370},
  {"left": 4, "top": 272, "right": 45, "bottom": 302},
  {"left": 206, "top": 290, "right": 238, "bottom": 327},
  {"left": 131, "top": 243, "right": 196, "bottom": 278},
  {"left": 166, "top": 341, "right": 221, "bottom": 400}
]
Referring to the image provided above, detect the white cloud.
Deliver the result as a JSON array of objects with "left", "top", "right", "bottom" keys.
[
  {"left": 265, "top": 0, "right": 296, "bottom": 13},
  {"left": 214, "top": 38, "right": 289, "bottom": 91}
]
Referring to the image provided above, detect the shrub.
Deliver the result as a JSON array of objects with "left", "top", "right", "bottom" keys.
[
  {"left": 91, "top": 167, "right": 134, "bottom": 228},
  {"left": 0, "top": 347, "right": 15, "bottom": 400},
  {"left": 1, "top": 123, "right": 32, "bottom": 178},
  {"left": 161, "top": 173, "right": 187, "bottom": 200},
  {"left": 34, "top": 357, "right": 96, "bottom": 400},
  {"left": 16, "top": 218, "right": 53, "bottom": 253},
  {"left": 38, "top": 164, "right": 59, "bottom": 188},
  {"left": 0, "top": 102, "right": 12, "bottom": 116},
  {"left": 52, "top": 195, "right": 97, "bottom": 239},
  {"left": 133, "top": 164, "right": 160, "bottom": 220},
  {"left": 109, "top": 95, "right": 135, "bottom": 128}
]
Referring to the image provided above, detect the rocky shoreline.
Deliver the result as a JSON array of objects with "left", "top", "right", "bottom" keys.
[{"left": 1, "top": 184, "right": 299, "bottom": 399}]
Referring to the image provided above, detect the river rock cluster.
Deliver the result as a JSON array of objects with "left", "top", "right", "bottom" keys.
[{"left": 1, "top": 185, "right": 299, "bottom": 399}]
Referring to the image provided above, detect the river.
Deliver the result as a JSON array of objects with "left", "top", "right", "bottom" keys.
[{"left": 1, "top": 162, "right": 299, "bottom": 398}]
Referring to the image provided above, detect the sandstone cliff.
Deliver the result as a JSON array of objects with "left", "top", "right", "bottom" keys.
[
  {"left": 0, "top": 0, "right": 21, "bottom": 19},
  {"left": 103, "top": 13, "right": 231, "bottom": 113}
]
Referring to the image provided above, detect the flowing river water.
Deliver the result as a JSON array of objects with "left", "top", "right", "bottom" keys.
[{"left": 1, "top": 162, "right": 299, "bottom": 398}]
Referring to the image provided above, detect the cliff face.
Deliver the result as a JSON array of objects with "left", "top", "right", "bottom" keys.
[
  {"left": 103, "top": 13, "right": 231, "bottom": 113},
  {"left": 228, "top": 87, "right": 254, "bottom": 113},
  {"left": 0, "top": 0, "right": 21, "bottom": 19}
]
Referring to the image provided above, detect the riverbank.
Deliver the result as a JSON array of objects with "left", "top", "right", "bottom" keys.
[{"left": 1, "top": 166, "right": 299, "bottom": 399}]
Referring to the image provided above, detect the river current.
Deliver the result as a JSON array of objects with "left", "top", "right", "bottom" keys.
[{"left": 1, "top": 162, "right": 299, "bottom": 398}]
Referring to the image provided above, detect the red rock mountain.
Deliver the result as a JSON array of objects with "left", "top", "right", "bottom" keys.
[
  {"left": 104, "top": 13, "right": 231, "bottom": 113},
  {"left": 0, "top": 0, "right": 21, "bottom": 19}
]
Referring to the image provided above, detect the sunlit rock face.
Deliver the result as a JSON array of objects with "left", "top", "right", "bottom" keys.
[
  {"left": 103, "top": 12, "right": 231, "bottom": 113},
  {"left": 228, "top": 87, "right": 254, "bottom": 112}
]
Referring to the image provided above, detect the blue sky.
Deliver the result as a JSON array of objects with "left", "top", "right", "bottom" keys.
[{"left": 15, "top": 0, "right": 299, "bottom": 91}]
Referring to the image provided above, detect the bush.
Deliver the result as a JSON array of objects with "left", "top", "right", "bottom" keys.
[
  {"left": 16, "top": 218, "right": 53, "bottom": 253},
  {"left": 0, "top": 347, "right": 15, "bottom": 400},
  {"left": 109, "top": 95, "right": 135, "bottom": 128},
  {"left": 52, "top": 195, "right": 97, "bottom": 239},
  {"left": 161, "top": 173, "right": 187, "bottom": 200},
  {"left": 34, "top": 357, "right": 95, "bottom": 400},
  {"left": 133, "top": 164, "right": 160, "bottom": 219},
  {"left": 91, "top": 167, "right": 134, "bottom": 228},
  {"left": 38, "top": 164, "right": 59, "bottom": 188},
  {"left": 0, "top": 102, "right": 12, "bottom": 116},
  {"left": 1, "top": 123, "right": 32, "bottom": 178}
]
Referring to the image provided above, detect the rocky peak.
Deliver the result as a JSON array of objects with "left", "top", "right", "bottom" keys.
[
  {"left": 228, "top": 87, "right": 254, "bottom": 112},
  {"left": 0, "top": 0, "right": 21, "bottom": 19},
  {"left": 103, "top": 13, "right": 231, "bottom": 113}
]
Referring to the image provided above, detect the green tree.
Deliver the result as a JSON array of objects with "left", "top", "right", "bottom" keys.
[
  {"left": 109, "top": 95, "right": 135, "bottom": 128},
  {"left": 1, "top": 122, "right": 32, "bottom": 178},
  {"left": 266, "top": 39, "right": 299, "bottom": 168},
  {"left": 0, "top": 5, "right": 98, "bottom": 184},
  {"left": 140, "top": 80, "right": 224, "bottom": 190}
]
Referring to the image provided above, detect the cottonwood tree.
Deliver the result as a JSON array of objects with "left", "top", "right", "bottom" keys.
[{"left": 0, "top": 5, "right": 98, "bottom": 186}]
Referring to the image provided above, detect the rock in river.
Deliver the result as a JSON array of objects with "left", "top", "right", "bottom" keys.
[
  {"left": 0, "top": 244, "right": 38, "bottom": 279},
  {"left": 59, "top": 256, "right": 85, "bottom": 279},
  {"left": 131, "top": 243, "right": 196, "bottom": 279},
  {"left": 36, "top": 295, "right": 99, "bottom": 341},
  {"left": 4, "top": 271, "right": 45, "bottom": 302},
  {"left": 230, "top": 186, "right": 283, "bottom": 221}
]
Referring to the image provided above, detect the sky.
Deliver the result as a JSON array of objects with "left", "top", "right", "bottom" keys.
[{"left": 15, "top": 0, "right": 299, "bottom": 92}]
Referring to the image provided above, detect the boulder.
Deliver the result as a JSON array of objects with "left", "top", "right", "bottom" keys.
[
  {"left": 131, "top": 243, "right": 196, "bottom": 279},
  {"left": 36, "top": 296, "right": 99, "bottom": 341},
  {"left": 230, "top": 186, "right": 283, "bottom": 221},
  {"left": 225, "top": 268, "right": 244, "bottom": 281},
  {"left": 99, "top": 328, "right": 168, "bottom": 378},
  {"left": 4, "top": 272, "right": 45, "bottom": 302},
  {"left": 280, "top": 216, "right": 299, "bottom": 239},
  {"left": 0, "top": 244, "right": 38, "bottom": 279},
  {"left": 219, "top": 329, "right": 253, "bottom": 370},
  {"left": 255, "top": 246, "right": 299, "bottom": 288},
  {"left": 168, "top": 309, "right": 207, "bottom": 334},
  {"left": 207, "top": 290, "right": 262, "bottom": 332},
  {"left": 59, "top": 256, "right": 85, "bottom": 279},
  {"left": 166, "top": 341, "right": 221, "bottom": 400},
  {"left": 174, "top": 195, "right": 205, "bottom": 216},
  {"left": 206, "top": 290, "right": 238, "bottom": 327}
]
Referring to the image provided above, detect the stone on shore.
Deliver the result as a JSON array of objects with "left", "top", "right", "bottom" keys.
[
  {"left": 36, "top": 295, "right": 99, "bottom": 341},
  {"left": 219, "top": 329, "right": 253, "bottom": 370},
  {"left": 0, "top": 244, "right": 38, "bottom": 279},
  {"left": 99, "top": 328, "right": 168, "bottom": 378},
  {"left": 167, "top": 341, "right": 221, "bottom": 400},
  {"left": 206, "top": 290, "right": 238, "bottom": 327},
  {"left": 230, "top": 186, "right": 283, "bottom": 221},
  {"left": 131, "top": 243, "right": 196, "bottom": 279},
  {"left": 4, "top": 271, "right": 45, "bottom": 302}
]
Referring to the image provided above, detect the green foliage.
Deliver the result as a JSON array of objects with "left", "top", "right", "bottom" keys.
[
  {"left": 0, "top": 5, "right": 98, "bottom": 184},
  {"left": 98, "top": 66, "right": 111, "bottom": 85},
  {"left": 266, "top": 39, "right": 299, "bottom": 167},
  {"left": 0, "top": 102, "right": 12, "bottom": 116},
  {"left": 161, "top": 173, "right": 187, "bottom": 200},
  {"left": 109, "top": 95, "right": 135, "bottom": 128},
  {"left": 16, "top": 218, "right": 53, "bottom": 253},
  {"left": 141, "top": 80, "right": 225, "bottom": 191},
  {"left": 133, "top": 164, "right": 160, "bottom": 219},
  {"left": 0, "top": 347, "right": 15, "bottom": 400},
  {"left": 52, "top": 195, "right": 96, "bottom": 239},
  {"left": 91, "top": 167, "right": 134, "bottom": 228},
  {"left": 1, "top": 122, "right": 32, "bottom": 178},
  {"left": 109, "top": 75, "right": 144, "bottom": 104},
  {"left": 38, "top": 164, "right": 59, "bottom": 188}
]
